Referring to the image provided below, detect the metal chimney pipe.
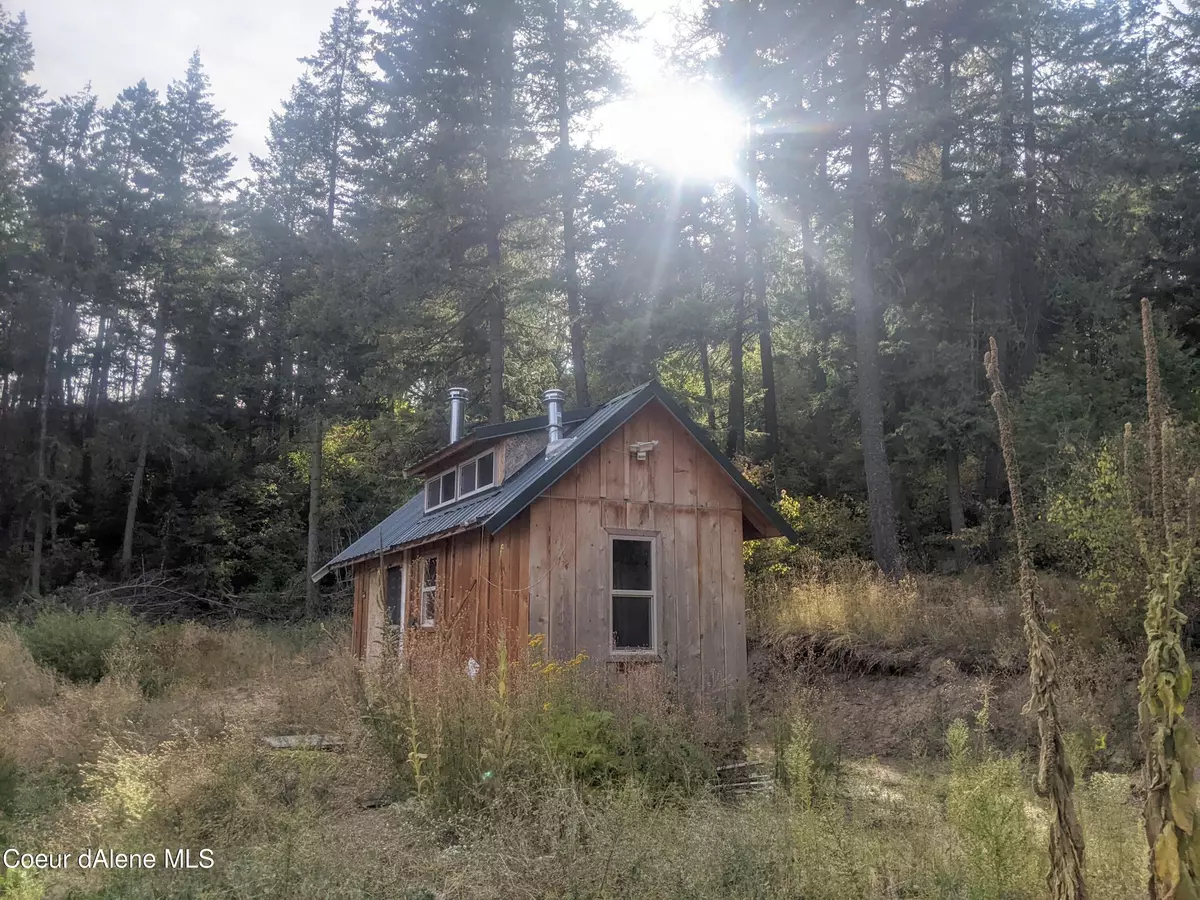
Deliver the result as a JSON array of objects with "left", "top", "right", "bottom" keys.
[
  {"left": 543, "top": 389, "right": 566, "bottom": 443},
  {"left": 448, "top": 387, "right": 469, "bottom": 443}
]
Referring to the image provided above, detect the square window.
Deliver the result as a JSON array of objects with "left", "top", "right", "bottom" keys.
[{"left": 613, "top": 595, "right": 652, "bottom": 650}]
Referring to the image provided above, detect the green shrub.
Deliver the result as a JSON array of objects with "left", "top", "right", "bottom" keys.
[
  {"left": 18, "top": 607, "right": 136, "bottom": 683},
  {"left": 945, "top": 717, "right": 1039, "bottom": 900},
  {"left": 542, "top": 705, "right": 714, "bottom": 792}
]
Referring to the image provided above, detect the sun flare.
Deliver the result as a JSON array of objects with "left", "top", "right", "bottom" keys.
[{"left": 597, "top": 82, "right": 745, "bottom": 181}]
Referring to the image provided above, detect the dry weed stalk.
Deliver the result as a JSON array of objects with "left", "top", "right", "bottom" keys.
[
  {"left": 1134, "top": 298, "right": 1200, "bottom": 900},
  {"left": 984, "top": 336, "right": 1087, "bottom": 900}
]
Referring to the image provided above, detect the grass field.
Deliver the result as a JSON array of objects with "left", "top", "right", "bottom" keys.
[{"left": 0, "top": 598, "right": 1149, "bottom": 899}]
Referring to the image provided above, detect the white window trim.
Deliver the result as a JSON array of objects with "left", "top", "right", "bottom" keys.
[
  {"left": 419, "top": 555, "right": 438, "bottom": 628},
  {"left": 457, "top": 448, "right": 498, "bottom": 500},
  {"left": 424, "top": 466, "right": 457, "bottom": 512},
  {"left": 609, "top": 535, "right": 657, "bottom": 656}
]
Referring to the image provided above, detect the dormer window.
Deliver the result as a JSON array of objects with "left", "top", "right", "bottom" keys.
[
  {"left": 425, "top": 468, "right": 457, "bottom": 511},
  {"left": 424, "top": 450, "right": 496, "bottom": 512},
  {"left": 458, "top": 450, "right": 495, "bottom": 499}
]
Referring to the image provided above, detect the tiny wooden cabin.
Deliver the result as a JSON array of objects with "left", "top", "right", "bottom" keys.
[{"left": 314, "top": 382, "right": 796, "bottom": 708}]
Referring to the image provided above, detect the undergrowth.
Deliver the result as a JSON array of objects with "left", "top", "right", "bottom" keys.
[{"left": 0, "top": 607, "right": 1151, "bottom": 899}]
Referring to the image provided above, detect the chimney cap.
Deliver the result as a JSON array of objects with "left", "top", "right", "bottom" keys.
[
  {"left": 541, "top": 388, "right": 566, "bottom": 402},
  {"left": 449, "top": 386, "right": 470, "bottom": 400}
]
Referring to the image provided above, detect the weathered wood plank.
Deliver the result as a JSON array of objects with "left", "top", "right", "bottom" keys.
[
  {"left": 574, "top": 498, "right": 607, "bottom": 664},
  {"left": 601, "top": 428, "right": 624, "bottom": 501},
  {"left": 628, "top": 409, "right": 652, "bottom": 504},
  {"left": 720, "top": 506, "right": 747, "bottom": 716},
  {"left": 655, "top": 506, "right": 678, "bottom": 679},
  {"left": 575, "top": 446, "right": 602, "bottom": 499},
  {"left": 627, "top": 500, "right": 652, "bottom": 530},
  {"left": 486, "top": 529, "right": 503, "bottom": 662},
  {"left": 673, "top": 419, "right": 698, "bottom": 508},
  {"left": 602, "top": 499, "right": 626, "bottom": 529},
  {"left": 549, "top": 497, "right": 577, "bottom": 660},
  {"left": 528, "top": 499, "right": 551, "bottom": 640},
  {"left": 649, "top": 412, "right": 674, "bottom": 505},
  {"left": 674, "top": 506, "right": 701, "bottom": 702},
  {"left": 698, "top": 508, "right": 725, "bottom": 699},
  {"left": 351, "top": 565, "right": 364, "bottom": 657},
  {"left": 364, "top": 566, "right": 385, "bottom": 662},
  {"left": 549, "top": 459, "right": 578, "bottom": 498}
]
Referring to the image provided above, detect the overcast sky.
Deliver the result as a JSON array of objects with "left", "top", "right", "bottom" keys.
[{"left": 26, "top": 0, "right": 683, "bottom": 179}]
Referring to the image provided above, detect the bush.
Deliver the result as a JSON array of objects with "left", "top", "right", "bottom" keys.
[
  {"left": 0, "top": 623, "right": 55, "bottom": 708},
  {"left": 544, "top": 706, "right": 714, "bottom": 792},
  {"left": 18, "top": 607, "right": 135, "bottom": 683},
  {"left": 945, "top": 713, "right": 1039, "bottom": 900},
  {"left": 356, "top": 640, "right": 718, "bottom": 813}
]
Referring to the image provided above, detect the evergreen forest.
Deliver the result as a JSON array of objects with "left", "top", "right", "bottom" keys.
[{"left": 2, "top": 0, "right": 1199, "bottom": 606}]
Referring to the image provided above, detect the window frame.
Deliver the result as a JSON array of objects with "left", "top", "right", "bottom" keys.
[
  {"left": 419, "top": 555, "right": 438, "bottom": 629},
  {"left": 608, "top": 532, "right": 658, "bottom": 656},
  {"left": 424, "top": 466, "right": 457, "bottom": 512},
  {"left": 457, "top": 448, "right": 498, "bottom": 500}
]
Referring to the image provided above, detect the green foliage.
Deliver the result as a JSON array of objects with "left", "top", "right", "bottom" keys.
[
  {"left": 1046, "top": 442, "right": 1144, "bottom": 639},
  {"left": 745, "top": 491, "right": 870, "bottom": 579},
  {"left": 17, "top": 607, "right": 134, "bottom": 683},
  {"left": 945, "top": 717, "right": 1039, "bottom": 899}
]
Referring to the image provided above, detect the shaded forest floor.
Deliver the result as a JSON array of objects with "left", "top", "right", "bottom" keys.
[{"left": 0, "top": 574, "right": 1155, "bottom": 899}]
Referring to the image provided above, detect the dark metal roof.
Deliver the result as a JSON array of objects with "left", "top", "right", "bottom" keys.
[
  {"left": 405, "top": 407, "right": 596, "bottom": 476},
  {"left": 313, "top": 382, "right": 796, "bottom": 581}
]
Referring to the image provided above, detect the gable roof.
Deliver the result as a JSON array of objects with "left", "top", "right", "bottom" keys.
[{"left": 313, "top": 381, "right": 797, "bottom": 581}]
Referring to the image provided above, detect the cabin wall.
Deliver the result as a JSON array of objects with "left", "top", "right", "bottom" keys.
[
  {"left": 527, "top": 405, "right": 746, "bottom": 710},
  {"left": 350, "top": 513, "right": 531, "bottom": 666}
]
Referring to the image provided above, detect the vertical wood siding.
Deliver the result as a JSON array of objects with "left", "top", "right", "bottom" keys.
[
  {"left": 351, "top": 399, "right": 749, "bottom": 711},
  {"left": 525, "top": 402, "right": 746, "bottom": 710}
]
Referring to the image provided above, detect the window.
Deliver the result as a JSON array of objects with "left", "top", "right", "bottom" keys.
[
  {"left": 611, "top": 537, "right": 655, "bottom": 652},
  {"left": 420, "top": 556, "right": 438, "bottom": 627},
  {"left": 458, "top": 450, "right": 496, "bottom": 499},
  {"left": 424, "top": 467, "right": 457, "bottom": 511},
  {"left": 386, "top": 565, "right": 405, "bottom": 626}
]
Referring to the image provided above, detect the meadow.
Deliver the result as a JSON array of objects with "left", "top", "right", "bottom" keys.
[{"left": 0, "top": 576, "right": 1152, "bottom": 900}]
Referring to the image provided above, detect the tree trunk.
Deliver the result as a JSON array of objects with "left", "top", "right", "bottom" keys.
[
  {"left": 940, "top": 25, "right": 955, "bottom": 240},
  {"left": 121, "top": 297, "right": 168, "bottom": 580},
  {"left": 485, "top": 2, "right": 515, "bottom": 425},
  {"left": 80, "top": 313, "right": 107, "bottom": 494},
  {"left": 726, "top": 176, "right": 748, "bottom": 457},
  {"left": 1016, "top": 0, "right": 1041, "bottom": 383},
  {"left": 306, "top": 413, "right": 323, "bottom": 617},
  {"left": 946, "top": 444, "right": 968, "bottom": 570},
  {"left": 847, "top": 29, "right": 904, "bottom": 578},
  {"left": 700, "top": 340, "right": 717, "bottom": 431},
  {"left": 746, "top": 146, "right": 778, "bottom": 458},
  {"left": 30, "top": 299, "right": 60, "bottom": 596},
  {"left": 554, "top": 0, "right": 589, "bottom": 407}
]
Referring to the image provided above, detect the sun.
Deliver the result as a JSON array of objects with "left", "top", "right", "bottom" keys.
[{"left": 597, "top": 81, "right": 745, "bottom": 182}]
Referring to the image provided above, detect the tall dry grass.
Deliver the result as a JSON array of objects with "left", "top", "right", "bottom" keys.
[
  {"left": 753, "top": 559, "right": 1025, "bottom": 658},
  {"left": 0, "top": 609, "right": 1152, "bottom": 899}
]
